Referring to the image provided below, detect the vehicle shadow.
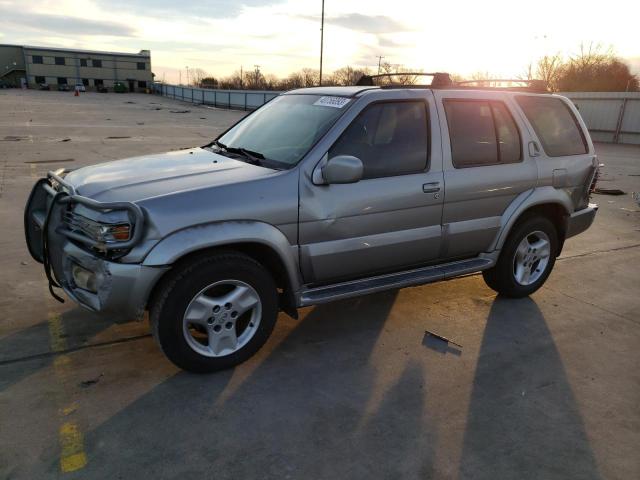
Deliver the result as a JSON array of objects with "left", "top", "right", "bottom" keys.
[
  {"left": 458, "top": 296, "right": 602, "bottom": 479},
  {"left": 0, "top": 307, "right": 134, "bottom": 392},
  {"left": 59, "top": 290, "right": 437, "bottom": 479}
]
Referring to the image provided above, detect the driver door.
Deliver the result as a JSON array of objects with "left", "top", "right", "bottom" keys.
[{"left": 298, "top": 94, "right": 444, "bottom": 284}]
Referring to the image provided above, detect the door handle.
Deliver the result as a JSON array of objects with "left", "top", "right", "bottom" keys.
[{"left": 422, "top": 182, "right": 441, "bottom": 193}]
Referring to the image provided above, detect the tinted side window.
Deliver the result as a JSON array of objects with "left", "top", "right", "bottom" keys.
[
  {"left": 516, "top": 96, "right": 587, "bottom": 156},
  {"left": 444, "top": 100, "right": 522, "bottom": 168},
  {"left": 330, "top": 101, "right": 429, "bottom": 179},
  {"left": 445, "top": 101, "right": 496, "bottom": 167}
]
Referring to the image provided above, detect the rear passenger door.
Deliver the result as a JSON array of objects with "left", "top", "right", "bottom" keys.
[
  {"left": 514, "top": 94, "right": 595, "bottom": 210},
  {"left": 434, "top": 91, "right": 538, "bottom": 259}
]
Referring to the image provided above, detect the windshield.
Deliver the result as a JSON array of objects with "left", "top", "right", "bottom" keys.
[{"left": 216, "top": 94, "right": 352, "bottom": 167}]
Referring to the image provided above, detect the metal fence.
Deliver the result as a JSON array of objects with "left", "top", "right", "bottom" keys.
[
  {"left": 561, "top": 92, "right": 640, "bottom": 145},
  {"left": 153, "top": 84, "right": 640, "bottom": 145},
  {"left": 154, "top": 83, "right": 282, "bottom": 111}
]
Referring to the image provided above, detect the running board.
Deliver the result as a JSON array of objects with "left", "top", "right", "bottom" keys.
[{"left": 297, "top": 257, "right": 493, "bottom": 307}]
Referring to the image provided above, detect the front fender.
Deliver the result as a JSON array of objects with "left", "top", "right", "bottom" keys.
[
  {"left": 142, "top": 221, "right": 302, "bottom": 292},
  {"left": 489, "top": 187, "right": 572, "bottom": 251}
]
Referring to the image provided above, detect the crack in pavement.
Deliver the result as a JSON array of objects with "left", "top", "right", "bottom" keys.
[
  {"left": 557, "top": 243, "right": 640, "bottom": 262},
  {"left": 543, "top": 285, "right": 638, "bottom": 326},
  {"left": 0, "top": 334, "right": 152, "bottom": 367}
]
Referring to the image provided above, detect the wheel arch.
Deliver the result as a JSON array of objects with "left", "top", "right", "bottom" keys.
[
  {"left": 491, "top": 188, "right": 572, "bottom": 255},
  {"left": 142, "top": 222, "right": 302, "bottom": 317}
]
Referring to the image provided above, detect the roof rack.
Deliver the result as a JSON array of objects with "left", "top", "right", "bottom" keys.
[
  {"left": 356, "top": 72, "right": 453, "bottom": 88},
  {"left": 454, "top": 79, "right": 548, "bottom": 93}
]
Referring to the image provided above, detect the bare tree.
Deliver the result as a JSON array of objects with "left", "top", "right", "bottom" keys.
[
  {"left": 557, "top": 43, "right": 638, "bottom": 91},
  {"left": 331, "top": 66, "right": 371, "bottom": 86},
  {"left": 300, "top": 68, "right": 320, "bottom": 87},
  {"left": 189, "top": 68, "right": 209, "bottom": 87}
]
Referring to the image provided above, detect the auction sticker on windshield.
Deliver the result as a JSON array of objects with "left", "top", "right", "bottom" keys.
[{"left": 313, "top": 96, "right": 351, "bottom": 108}]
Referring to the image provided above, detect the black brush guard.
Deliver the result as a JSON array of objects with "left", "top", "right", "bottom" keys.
[{"left": 24, "top": 170, "right": 144, "bottom": 302}]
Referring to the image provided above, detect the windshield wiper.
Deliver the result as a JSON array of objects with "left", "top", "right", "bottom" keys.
[{"left": 212, "top": 140, "right": 266, "bottom": 166}]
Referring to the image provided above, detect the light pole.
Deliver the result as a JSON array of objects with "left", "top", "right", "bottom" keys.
[
  {"left": 319, "top": 0, "right": 325, "bottom": 86},
  {"left": 377, "top": 55, "right": 385, "bottom": 75}
]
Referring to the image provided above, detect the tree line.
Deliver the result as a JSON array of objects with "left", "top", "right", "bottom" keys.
[{"left": 184, "top": 44, "right": 638, "bottom": 92}]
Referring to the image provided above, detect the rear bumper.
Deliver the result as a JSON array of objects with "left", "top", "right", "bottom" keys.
[{"left": 566, "top": 203, "right": 598, "bottom": 239}]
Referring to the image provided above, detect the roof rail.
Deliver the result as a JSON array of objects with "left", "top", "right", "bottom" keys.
[
  {"left": 356, "top": 72, "right": 453, "bottom": 88},
  {"left": 454, "top": 79, "right": 548, "bottom": 93}
]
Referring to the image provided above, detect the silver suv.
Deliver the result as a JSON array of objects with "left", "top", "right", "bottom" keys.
[{"left": 25, "top": 75, "right": 599, "bottom": 372}]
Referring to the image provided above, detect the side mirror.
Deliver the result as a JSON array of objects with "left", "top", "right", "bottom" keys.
[{"left": 321, "top": 155, "right": 363, "bottom": 184}]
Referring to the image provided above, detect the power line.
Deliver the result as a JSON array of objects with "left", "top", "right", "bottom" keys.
[{"left": 319, "top": 0, "right": 325, "bottom": 86}]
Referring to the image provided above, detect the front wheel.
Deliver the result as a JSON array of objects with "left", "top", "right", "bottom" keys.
[
  {"left": 150, "top": 252, "right": 278, "bottom": 373},
  {"left": 482, "top": 216, "right": 558, "bottom": 298}
]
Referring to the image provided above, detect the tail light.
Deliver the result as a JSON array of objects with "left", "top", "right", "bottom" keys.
[{"left": 589, "top": 164, "right": 602, "bottom": 194}]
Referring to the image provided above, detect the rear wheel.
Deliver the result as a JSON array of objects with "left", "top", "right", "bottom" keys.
[
  {"left": 150, "top": 252, "right": 278, "bottom": 373},
  {"left": 483, "top": 216, "right": 558, "bottom": 298}
]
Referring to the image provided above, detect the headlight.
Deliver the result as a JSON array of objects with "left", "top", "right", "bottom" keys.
[
  {"left": 97, "top": 223, "right": 131, "bottom": 242},
  {"left": 65, "top": 205, "right": 132, "bottom": 244}
]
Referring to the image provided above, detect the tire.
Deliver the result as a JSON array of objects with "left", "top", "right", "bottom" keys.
[
  {"left": 482, "top": 215, "right": 558, "bottom": 298},
  {"left": 150, "top": 251, "right": 278, "bottom": 373}
]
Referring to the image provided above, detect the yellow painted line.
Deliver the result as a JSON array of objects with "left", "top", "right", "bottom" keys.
[
  {"left": 48, "top": 313, "right": 66, "bottom": 353},
  {"left": 59, "top": 423, "right": 88, "bottom": 472},
  {"left": 46, "top": 311, "right": 88, "bottom": 473}
]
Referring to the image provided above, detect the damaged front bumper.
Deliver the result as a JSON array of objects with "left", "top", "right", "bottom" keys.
[{"left": 24, "top": 171, "right": 168, "bottom": 321}]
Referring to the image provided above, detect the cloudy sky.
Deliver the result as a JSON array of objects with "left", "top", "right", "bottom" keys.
[{"left": 1, "top": 0, "right": 638, "bottom": 83}]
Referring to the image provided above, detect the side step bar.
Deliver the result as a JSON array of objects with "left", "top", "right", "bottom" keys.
[{"left": 297, "top": 257, "right": 493, "bottom": 307}]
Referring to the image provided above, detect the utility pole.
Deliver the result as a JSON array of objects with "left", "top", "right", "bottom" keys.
[
  {"left": 377, "top": 55, "right": 385, "bottom": 75},
  {"left": 319, "top": 0, "right": 325, "bottom": 86},
  {"left": 240, "top": 65, "right": 243, "bottom": 89},
  {"left": 186, "top": 66, "right": 189, "bottom": 86}
]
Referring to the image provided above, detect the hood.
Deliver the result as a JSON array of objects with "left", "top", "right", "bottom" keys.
[{"left": 64, "top": 148, "right": 277, "bottom": 203}]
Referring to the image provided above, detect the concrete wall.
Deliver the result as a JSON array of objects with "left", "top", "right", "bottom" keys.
[
  {"left": 154, "top": 85, "right": 640, "bottom": 144},
  {"left": 561, "top": 92, "right": 640, "bottom": 145},
  {"left": 154, "top": 83, "right": 282, "bottom": 110}
]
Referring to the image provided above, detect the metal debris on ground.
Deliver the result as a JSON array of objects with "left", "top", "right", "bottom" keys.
[
  {"left": 594, "top": 187, "right": 626, "bottom": 195},
  {"left": 79, "top": 374, "right": 103, "bottom": 388},
  {"left": 423, "top": 330, "right": 463, "bottom": 356}
]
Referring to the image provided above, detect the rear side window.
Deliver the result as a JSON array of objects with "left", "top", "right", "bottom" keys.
[
  {"left": 444, "top": 100, "right": 521, "bottom": 168},
  {"left": 515, "top": 96, "right": 587, "bottom": 157},
  {"left": 330, "top": 101, "right": 429, "bottom": 179}
]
